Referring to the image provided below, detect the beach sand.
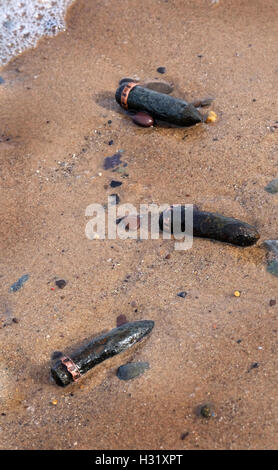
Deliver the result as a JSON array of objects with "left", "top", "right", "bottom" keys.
[{"left": 0, "top": 0, "right": 278, "bottom": 450}]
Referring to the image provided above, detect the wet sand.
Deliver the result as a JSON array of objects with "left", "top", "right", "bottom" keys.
[{"left": 0, "top": 0, "right": 278, "bottom": 450}]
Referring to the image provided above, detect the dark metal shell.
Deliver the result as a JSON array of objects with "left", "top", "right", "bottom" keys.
[
  {"left": 159, "top": 206, "right": 260, "bottom": 247},
  {"left": 115, "top": 85, "right": 203, "bottom": 126},
  {"left": 51, "top": 320, "right": 154, "bottom": 386}
]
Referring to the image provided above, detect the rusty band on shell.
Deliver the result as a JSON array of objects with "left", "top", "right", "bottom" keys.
[
  {"left": 121, "top": 82, "right": 138, "bottom": 110},
  {"left": 61, "top": 356, "right": 81, "bottom": 382}
]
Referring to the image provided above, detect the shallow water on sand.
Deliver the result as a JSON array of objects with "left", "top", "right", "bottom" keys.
[{"left": 0, "top": 0, "right": 74, "bottom": 66}]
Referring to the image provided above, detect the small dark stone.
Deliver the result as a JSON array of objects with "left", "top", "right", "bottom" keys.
[
  {"left": 236, "top": 339, "right": 242, "bottom": 344},
  {"left": 132, "top": 112, "right": 154, "bottom": 127},
  {"left": 165, "top": 254, "right": 171, "bottom": 260},
  {"left": 157, "top": 66, "right": 166, "bottom": 74},
  {"left": 144, "top": 79, "right": 174, "bottom": 94},
  {"left": 269, "top": 299, "right": 276, "bottom": 307},
  {"left": 116, "top": 314, "right": 128, "bottom": 327},
  {"left": 119, "top": 77, "right": 140, "bottom": 85},
  {"left": 264, "top": 240, "right": 278, "bottom": 256},
  {"left": 200, "top": 404, "right": 212, "bottom": 418},
  {"left": 55, "top": 279, "right": 67, "bottom": 289},
  {"left": 265, "top": 178, "right": 278, "bottom": 194},
  {"left": 191, "top": 97, "right": 214, "bottom": 108},
  {"left": 12, "top": 317, "right": 19, "bottom": 323},
  {"left": 103, "top": 152, "right": 123, "bottom": 170},
  {"left": 117, "top": 362, "right": 149, "bottom": 380},
  {"left": 110, "top": 180, "right": 122, "bottom": 188},
  {"left": 249, "top": 362, "right": 259, "bottom": 371},
  {"left": 177, "top": 291, "right": 187, "bottom": 298},
  {"left": 267, "top": 260, "right": 278, "bottom": 277},
  {"left": 110, "top": 194, "right": 120, "bottom": 205},
  {"left": 180, "top": 432, "right": 189, "bottom": 440},
  {"left": 108, "top": 120, "right": 112, "bottom": 124},
  {"left": 197, "top": 54, "right": 203, "bottom": 58},
  {"left": 108, "top": 140, "right": 114, "bottom": 145},
  {"left": 10, "top": 274, "right": 29, "bottom": 293}
]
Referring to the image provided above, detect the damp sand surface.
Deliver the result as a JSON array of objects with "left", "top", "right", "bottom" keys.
[{"left": 0, "top": 0, "right": 278, "bottom": 450}]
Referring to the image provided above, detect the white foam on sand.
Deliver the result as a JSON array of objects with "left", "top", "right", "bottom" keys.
[{"left": 0, "top": 0, "right": 75, "bottom": 66}]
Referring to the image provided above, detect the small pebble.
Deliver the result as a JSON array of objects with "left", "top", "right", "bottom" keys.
[
  {"left": 144, "top": 79, "right": 173, "bottom": 94},
  {"left": 12, "top": 317, "right": 19, "bottom": 323},
  {"left": 267, "top": 260, "right": 278, "bottom": 277},
  {"left": 191, "top": 97, "right": 214, "bottom": 108},
  {"left": 180, "top": 432, "right": 189, "bottom": 440},
  {"left": 103, "top": 152, "right": 123, "bottom": 170},
  {"left": 117, "top": 362, "right": 149, "bottom": 380},
  {"left": 132, "top": 112, "right": 154, "bottom": 127},
  {"left": 157, "top": 66, "right": 166, "bottom": 74},
  {"left": 108, "top": 140, "right": 114, "bottom": 145},
  {"left": 264, "top": 240, "right": 278, "bottom": 256},
  {"left": 110, "top": 180, "right": 122, "bottom": 188},
  {"left": 119, "top": 77, "right": 140, "bottom": 85},
  {"left": 55, "top": 279, "right": 67, "bottom": 289},
  {"left": 177, "top": 291, "right": 187, "bottom": 298},
  {"left": 10, "top": 274, "right": 29, "bottom": 293},
  {"left": 116, "top": 314, "right": 128, "bottom": 327},
  {"left": 265, "top": 179, "right": 278, "bottom": 194},
  {"left": 269, "top": 299, "right": 276, "bottom": 307},
  {"left": 200, "top": 404, "right": 212, "bottom": 418},
  {"left": 249, "top": 362, "right": 259, "bottom": 372},
  {"left": 205, "top": 110, "right": 217, "bottom": 123},
  {"left": 116, "top": 217, "right": 124, "bottom": 225}
]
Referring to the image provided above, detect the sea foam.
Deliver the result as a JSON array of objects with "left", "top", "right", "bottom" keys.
[{"left": 0, "top": 0, "right": 74, "bottom": 66}]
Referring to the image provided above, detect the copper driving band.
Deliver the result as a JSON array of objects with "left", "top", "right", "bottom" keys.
[
  {"left": 120, "top": 82, "right": 138, "bottom": 110},
  {"left": 61, "top": 355, "right": 81, "bottom": 382}
]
